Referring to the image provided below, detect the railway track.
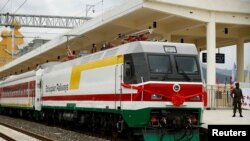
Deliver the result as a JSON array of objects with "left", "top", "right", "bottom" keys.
[
  {"left": 0, "top": 122, "right": 53, "bottom": 141},
  {"left": 0, "top": 115, "right": 208, "bottom": 141},
  {"left": 0, "top": 115, "right": 110, "bottom": 141}
]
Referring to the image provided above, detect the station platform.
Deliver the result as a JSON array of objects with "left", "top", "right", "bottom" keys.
[
  {"left": 202, "top": 109, "right": 250, "bottom": 129},
  {"left": 0, "top": 125, "right": 37, "bottom": 141}
]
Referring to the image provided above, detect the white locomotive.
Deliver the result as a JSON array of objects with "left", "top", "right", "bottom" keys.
[{"left": 0, "top": 41, "right": 207, "bottom": 141}]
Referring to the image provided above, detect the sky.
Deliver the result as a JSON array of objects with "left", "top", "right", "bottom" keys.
[
  {"left": 0, "top": 0, "right": 250, "bottom": 70},
  {"left": 0, "top": 0, "right": 124, "bottom": 40}
]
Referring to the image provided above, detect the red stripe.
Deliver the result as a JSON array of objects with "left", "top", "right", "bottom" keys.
[
  {"left": 42, "top": 93, "right": 176, "bottom": 101},
  {"left": 0, "top": 80, "right": 36, "bottom": 98},
  {"left": 42, "top": 94, "right": 138, "bottom": 101},
  {"left": 42, "top": 83, "right": 204, "bottom": 102},
  {"left": 42, "top": 93, "right": 202, "bottom": 102}
]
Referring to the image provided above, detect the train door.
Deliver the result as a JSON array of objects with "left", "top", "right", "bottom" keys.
[
  {"left": 28, "top": 81, "right": 36, "bottom": 108},
  {"left": 115, "top": 55, "right": 123, "bottom": 110},
  {"left": 35, "top": 69, "right": 43, "bottom": 111}
]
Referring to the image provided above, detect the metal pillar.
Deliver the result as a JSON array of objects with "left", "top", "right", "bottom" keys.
[
  {"left": 11, "top": 26, "right": 14, "bottom": 59},
  {"left": 206, "top": 12, "right": 216, "bottom": 109},
  {"left": 237, "top": 38, "right": 244, "bottom": 82}
]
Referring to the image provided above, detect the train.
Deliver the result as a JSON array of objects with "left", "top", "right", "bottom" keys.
[{"left": 0, "top": 41, "right": 207, "bottom": 141}]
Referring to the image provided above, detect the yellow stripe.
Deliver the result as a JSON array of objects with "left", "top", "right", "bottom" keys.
[
  {"left": 0, "top": 103, "right": 32, "bottom": 107},
  {"left": 70, "top": 55, "right": 124, "bottom": 90}
]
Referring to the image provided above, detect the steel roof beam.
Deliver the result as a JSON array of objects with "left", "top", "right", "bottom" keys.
[{"left": 0, "top": 13, "right": 91, "bottom": 28}]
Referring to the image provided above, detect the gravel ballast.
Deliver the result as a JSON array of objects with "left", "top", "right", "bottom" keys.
[{"left": 0, "top": 115, "right": 109, "bottom": 141}]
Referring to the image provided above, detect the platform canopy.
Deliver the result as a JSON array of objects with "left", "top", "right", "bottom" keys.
[{"left": 0, "top": 0, "right": 250, "bottom": 81}]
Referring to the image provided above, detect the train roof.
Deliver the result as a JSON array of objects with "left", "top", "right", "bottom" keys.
[
  {"left": 0, "top": 41, "right": 198, "bottom": 83},
  {"left": 0, "top": 70, "right": 36, "bottom": 85},
  {"left": 43, "top": 41, "right": 197, "bottom": 73},
  {"left": 0, "top": 41, "right": 198, "bottom": 80}
]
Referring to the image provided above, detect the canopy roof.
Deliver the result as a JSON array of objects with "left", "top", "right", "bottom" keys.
[{"left": 0, "top": 0, "right": 249, "bottom": 78}]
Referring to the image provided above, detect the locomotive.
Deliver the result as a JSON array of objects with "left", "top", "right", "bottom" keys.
[{"left": 0, "top": 41, "right": 207, "bottom": 141}]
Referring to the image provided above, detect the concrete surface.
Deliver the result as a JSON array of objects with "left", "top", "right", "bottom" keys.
[
  {"left": 202, "top": 109, "right": 250, "bottom": 129},
  {"left": 0, "top": 125, "right": 38, "bottom": 141}
]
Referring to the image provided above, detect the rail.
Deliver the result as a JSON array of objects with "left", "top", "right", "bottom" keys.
[{"left": 0, "top": 132, "right": 15, "bottom": 141}]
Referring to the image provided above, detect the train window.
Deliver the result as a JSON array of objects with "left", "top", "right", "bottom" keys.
[
  {"left": 175, "top": 56, "right": 199, "bottom": 74},
  {"left": 125, "top": 61, "right": 132, "bottom": 78},
  {"left": 124, "top": 54, "right": 137, "bottom": 84},
  {"left": 148, "top": 55, "right": 171, "bottom": 74}
]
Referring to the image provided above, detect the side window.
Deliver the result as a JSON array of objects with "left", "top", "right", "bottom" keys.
[
  {"left": 123, "top": 55, "right": 136, "bottom": 84},
  {"left": 125, "top": 61, "right": 133, "bottom": 78},
  {"left": 123, "top": 53, "right": 150, "bottom": 84}
]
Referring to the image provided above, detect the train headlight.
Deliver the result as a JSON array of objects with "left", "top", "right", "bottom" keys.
[
  {"left": 187, "top": 116, "right": 198, "bottom": 125},
  {"left": 189, "top": 96, "right": 201, "bottom": 101},
  {"left": 164, "top": 45, "right": 177, "bottom": 53},
  {"left": 151, "top": 94, "right": 162, "bottom": 100},
  {"left": 150, "top": 116, "right": 159, "bottom": 127}
]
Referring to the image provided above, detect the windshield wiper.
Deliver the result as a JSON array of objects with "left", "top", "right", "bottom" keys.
[
  {"left": 177, "top": 67, "right": 191, "bottom": 81},
  {"left": 162, "top": 73, "right": 168, "bottom": 81}
]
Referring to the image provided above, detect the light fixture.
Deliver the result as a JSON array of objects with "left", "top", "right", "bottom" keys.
[
  {"left": 224, "top": 28, "right": 228, "bottom": 34},
  {"left": 181, "top": 38, "right": 184, "bottom": 43},
  {"left": 153, "top": 21, "right": 157, "bottom": 28}
]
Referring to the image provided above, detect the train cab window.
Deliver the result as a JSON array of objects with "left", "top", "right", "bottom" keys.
[
  {"left": 125, "top": 61, "right": 133, "bottom": 78},
  {"left": 124, "top": 53, "right": 148, "bottom": 84},
  {"left": 148, "top": 55, "right": 171, "bottom": 74},
  {"left": 123, "top": 55, "right": 136, "bottom": 84},
  {"left": 175, "top": 56, "right": 199, "bottom": 74}
]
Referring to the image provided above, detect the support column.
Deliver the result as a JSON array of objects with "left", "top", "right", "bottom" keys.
[
  {"left": 206, "top": 12, "right": 216, "bottom": 109},
  {"left": 237, "top": 38, "right": 244, "bottom": 82}
]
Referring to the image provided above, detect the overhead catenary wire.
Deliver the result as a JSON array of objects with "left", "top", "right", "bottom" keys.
[
  {"left": 13, "top": 0, "right": 28, "bottom": 14},
  {"left": 0, "top": 0, "right": 10, "bottom": 12}
]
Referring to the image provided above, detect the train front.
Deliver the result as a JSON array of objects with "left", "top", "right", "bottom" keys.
[{"left": 120, "top": 42, "right": 207, "bottom": 141}]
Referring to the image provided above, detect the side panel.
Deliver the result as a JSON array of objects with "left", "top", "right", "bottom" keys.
[
  {"left": 0, "top": 79, "right": 36, "bottom": 109},
  {"left": 41, "top": 55, "right": 124, "bottom": 110}
]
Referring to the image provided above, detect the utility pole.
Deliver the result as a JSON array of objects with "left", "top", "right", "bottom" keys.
[
  {"left": 11, "top": 24, "right": 14, "bottom": 59},
  {"left": 86, "top": 4, "right": 95, "bottom": 17}
]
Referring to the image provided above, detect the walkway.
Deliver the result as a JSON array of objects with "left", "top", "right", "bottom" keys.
[{"left": 202, "top": 109, "right": 250, "bottom": 129}]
